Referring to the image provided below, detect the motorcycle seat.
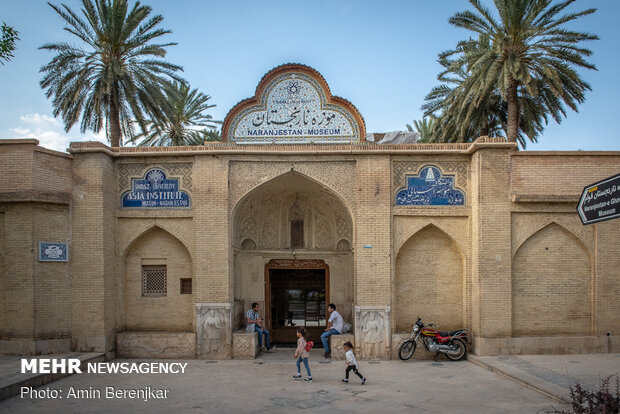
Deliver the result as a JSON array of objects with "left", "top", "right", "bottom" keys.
[{"left": 439, "top": 330, "right": 462, "bottom": 337}]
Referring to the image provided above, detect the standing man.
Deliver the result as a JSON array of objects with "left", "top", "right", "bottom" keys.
[
  {"left": 321, "top": 303, "right": 343, "bottom": 358},
  {"left": 246, "top": 302, "right": 276, "bottom": 352}
]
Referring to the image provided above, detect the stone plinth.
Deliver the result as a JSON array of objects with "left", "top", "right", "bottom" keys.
[
  {"left": 116, "top": 332, "right": 196, "bottom": 358},
  {"left": 232, "top": 331, "right": 258, "bottom": 359},
  {"left": 329, "top": 333, "right": 354, "bottom": 360},
  {"left": 355, "top": 306, "right": 391, "bottom": 360},
  {"left": 196, "top": 303, "right": 232, "bottom": 359}
]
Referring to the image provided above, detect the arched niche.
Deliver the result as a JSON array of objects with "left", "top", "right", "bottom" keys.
[
  {"left": 232, "top": 171, "right": 353, "bottom": 251},
  {"left": 122, "top": 226, "right": 194, "bottom": 331},
  {"left": 120, "top": 222, "right": 193, "bottom": 261},
  {"left": 231, "top": 171, "right": 355, "bottom": 331},
  {"left": 394, "top": 224, "right": 465, "bottom": 332},
  {"left": 512, "top": 223, "right": 592, "bottom": 336}
]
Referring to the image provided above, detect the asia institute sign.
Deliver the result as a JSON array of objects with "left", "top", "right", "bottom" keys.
[{"left": 222, "top": 64, "right": 366, "bottom": 144}]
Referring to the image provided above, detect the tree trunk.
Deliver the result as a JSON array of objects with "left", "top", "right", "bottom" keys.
[
  {"left": 109, "top": 96, "right": 122, "bottom": 147},
  {"left": 507, "top": 77, "right": 519, "bottom": 142}
]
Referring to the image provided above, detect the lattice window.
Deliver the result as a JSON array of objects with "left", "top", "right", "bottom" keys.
[
  {"left": 142, "top": 265, "right": 167, "bottom": 297},
  {"left": 180, "top": 278, "right": 192, "bottom": 294},
  {"left": 291, "top": 220, "right": 304, "bottom": 249}
]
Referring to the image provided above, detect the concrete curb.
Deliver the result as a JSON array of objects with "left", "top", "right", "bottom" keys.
[{"left": 468, "top": 355, "right": 570, "bottom": 404}]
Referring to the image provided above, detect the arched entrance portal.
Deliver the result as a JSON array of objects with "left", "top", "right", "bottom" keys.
[
  {"left": 265, "top": 259, "right": 329, "bottom": 342},
  {"left": 233, "top": 171, "right": 354, "bottom": 344}
]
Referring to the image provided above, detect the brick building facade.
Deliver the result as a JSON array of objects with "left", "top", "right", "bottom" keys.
[{"left": 1, "top": 64, "right": 619, "bottom": 359}]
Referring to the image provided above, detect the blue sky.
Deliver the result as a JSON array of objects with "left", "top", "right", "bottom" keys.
[{"left": 1, "top": 0, "right": 618, "bottom": 152}]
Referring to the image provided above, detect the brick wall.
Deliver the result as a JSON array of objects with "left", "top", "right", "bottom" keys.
[
  {"left": 394, "top": 224, "right": 464, "bottom": 331},
  {"left": 355, "top": 156, "right": 391, "bottom": 306},
  {"left": 33, "top": 204, "right": 71, "bottom": 339},
  {"left": 0, "top": 141, "right": 72, "bottom": 348},
  {"left": 71, "top": 152, "right": 116, "bottom": 353},
  {"left": 194, "top": 156, "right": 230, "bottom": 303},
  {"left": 2, "top": 138, "right": 620, "bottom": 356},
  {"left": 472, "top": 148, "right": 513, "bottom": 338},
  {"left": 511, "top": 153, "right": 620, "bottom": 197},
  {"left": 512, "top": 223, "right": 591, "bottom": 335}
]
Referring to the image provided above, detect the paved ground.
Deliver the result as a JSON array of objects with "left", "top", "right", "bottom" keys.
[
  {"left": 2, "top": 348, "right": 603, "bottom": 414},
  {"left": 470, "top": 353, "right": 620, "bottom": 403}
]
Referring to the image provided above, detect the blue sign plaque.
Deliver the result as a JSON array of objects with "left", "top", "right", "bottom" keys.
[
  {"left": 39, "top": 242, "right": 68, "bottom": 262},
  {"left": 121, "top": 168, "right": 191, "bottom": 208},
  {"left": 396, "top": 165, "right": 465, "bottom": 206}
]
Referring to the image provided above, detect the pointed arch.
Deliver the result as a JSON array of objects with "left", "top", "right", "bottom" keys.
[
  {"left": 232, "top": 170, "right": 354, "bottom": 221},
  {"left": 121, "top": 224, "right": 192, "bottom": 260},
  {"left": 232, "top": 170, "right": 353, "bottom": 250},
  {"left": 512, "top": 222, "right": 592, "bottom": 336},
  {"left": 394, "top": 224, "right": 465, "bottom": 331},
  {"left": 122, "top": 225, "right": 194, "bottom": 331},
  {"left": 513, "top": 220, "right": 592, "bottom": 261},
  {"left": 395, "top": 222, "right": 466, "bottom": 261}
]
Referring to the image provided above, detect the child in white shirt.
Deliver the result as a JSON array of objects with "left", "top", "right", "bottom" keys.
[{"left": 341, "top": 341, "right": 366, "bottom": 384}]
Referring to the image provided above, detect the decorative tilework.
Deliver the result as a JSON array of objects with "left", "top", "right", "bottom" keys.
[
  {"left": 121, "top": 168, "right": 191, "bottom": 208},
  {"left": 393, "top": 161, "right": 467, "bottom": 190},
  {"left": 395, "top": 165, "right": 465, "bottom": 206},
  {"left": 39, "top": 242, "right": 68, "bottom": 262},
  {"left": 229, "top": 73, "right": 360, "bottom": 143},
  {"left": 119, "top": 163, "right": 193, "bottom": 193}
]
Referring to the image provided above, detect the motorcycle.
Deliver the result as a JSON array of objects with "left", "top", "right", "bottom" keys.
[{"left": 398, "top": 317, "right": 468, "bottom": 361}]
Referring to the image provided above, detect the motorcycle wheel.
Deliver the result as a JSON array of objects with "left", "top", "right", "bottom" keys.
[
  {"left": 445, "top": 339, "right": 467, "bottom": 361},
  {"left": 398, "top": 340, "right": 416, "bottom": 360}
]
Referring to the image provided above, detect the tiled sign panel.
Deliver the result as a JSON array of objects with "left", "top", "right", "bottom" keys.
[
  {"left": 230, "top": 73, "right": 359, "bottom": 144},
  {"left": 121, "top": 168, "right": 191, "bottom": 208},
  {"left": 396, "top": 166, "right": 465, "bottom": 206}
]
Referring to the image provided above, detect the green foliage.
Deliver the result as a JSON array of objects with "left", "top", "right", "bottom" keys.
[
  {"left": 202, "top": 129, "right": 221, "bottom": 142},
  {"left": 130, "top": 81, "right": 220, "bottom": 146},
  {"left": 406, "top": 117, "right": 437, "bottom": 143},
  {"left": 425, "top": 0, "right": 598, "bottom": 146},
  {"left": 39, "top": 0, "right": 183, "bottom": 147},
  {"left": 0, "top": 22, "right": 19, "bottom": 64}
]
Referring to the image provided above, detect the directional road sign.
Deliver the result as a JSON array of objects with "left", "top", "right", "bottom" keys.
[{"left": 577, "top": 173, "right": 620, "bottom": 225}]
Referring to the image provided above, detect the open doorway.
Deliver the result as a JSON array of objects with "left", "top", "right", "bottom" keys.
[{"left": 265, "top": 260, "right": 329, "bottom": 343}]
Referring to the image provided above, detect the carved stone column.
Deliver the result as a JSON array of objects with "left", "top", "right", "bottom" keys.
[
  {"left": 354, "top": 305, "right": 391, "bottom": 360},
  {"left": 196, "top": 303, "right": 232, "bottom": 359}
]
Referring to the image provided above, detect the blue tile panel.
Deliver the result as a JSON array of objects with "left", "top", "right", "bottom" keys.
[
  {"left": 121, "top": 168, "right": 191, "bottom": 208},
  {"left": 395, "top": 165, "right": 465, "bottom": 206}
]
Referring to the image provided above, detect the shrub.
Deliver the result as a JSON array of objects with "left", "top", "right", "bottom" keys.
[{"left": 549, "top": 374, "right": 619, "bottom": 414}]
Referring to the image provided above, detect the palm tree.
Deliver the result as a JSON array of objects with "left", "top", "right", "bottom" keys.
[
  {"left": 130, "top": 81, "right": 220, "bottom": 146},
  {"left": 1, "top": 23, "right": 19, "bottom": 65},
  {"left": 448, "top": 0, "right": 598, "bottom": 143},
  {"left": 40, "top": 0, "right": 182, "bottom": 147},
  {"left": 202, "top": 129, "right": 221, "bottom": 143},
  {"left": 406, "top": 117, "right": 437, "bottom": 143},
  {"left": 422, "top": 43, "right": 507, "bottom": 143}
]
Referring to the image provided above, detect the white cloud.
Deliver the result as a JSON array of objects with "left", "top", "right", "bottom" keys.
[
  {"left": 9, "top": 113, "right": 108, "bottom": 153},
  {"left": 19, "top": 113, "right": 60, "bottom": 127}
]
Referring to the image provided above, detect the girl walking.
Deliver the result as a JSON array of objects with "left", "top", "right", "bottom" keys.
[
  {"left": 341, "top": 341, "right": 366, "bottom": 384},
  {"left": 293, "top": 328, "right": 312, "bottom": 382}
]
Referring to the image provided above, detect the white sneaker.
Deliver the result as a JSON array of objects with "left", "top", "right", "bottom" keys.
[{"left": 292, "top": 373, "right": 302, "bottom": 379}]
